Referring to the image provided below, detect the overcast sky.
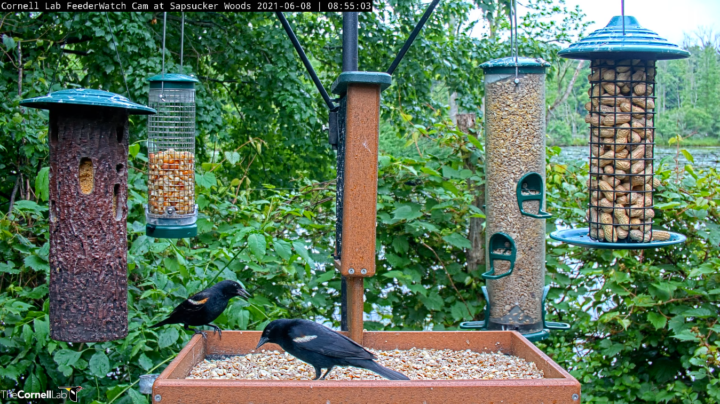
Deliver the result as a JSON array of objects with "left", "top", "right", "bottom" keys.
[{"left": 469, "top": 0, "right": 720, "bottom": 47}]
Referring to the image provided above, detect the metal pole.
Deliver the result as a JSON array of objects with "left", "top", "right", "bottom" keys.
[
  {"left": 180, "top": 12, "right": 184, "bottom": 73},
  {"left": 386, "top": 0, "right": 441, "bottom": 75},
  {"left": 276, "top": 12, "right": 337, "bottom": 111},
  {"left": 339, "top": 12, "right": 358, "bottom": 332}
]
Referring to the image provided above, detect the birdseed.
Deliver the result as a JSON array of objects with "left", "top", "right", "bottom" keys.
[
  {"left": 483, "top": 72, "right": 546, "bottom": 331},
  {"left": 187, "top": 348, "right": 544, "bottom": 381}
]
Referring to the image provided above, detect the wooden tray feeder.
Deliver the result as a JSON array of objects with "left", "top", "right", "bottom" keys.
[{"left": 20, "top": 89, "right": 155, "bottom": 342}]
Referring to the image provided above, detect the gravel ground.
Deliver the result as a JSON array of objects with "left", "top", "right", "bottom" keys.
[{"left": 187, "top": 348, "right": 544, "bottom": 381}]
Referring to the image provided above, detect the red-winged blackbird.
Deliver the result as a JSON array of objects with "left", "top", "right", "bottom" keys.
[
  {"left": 256, "top": 319, "right": 410, "bottom": 380},
  {"left": 150, "top": 280, "right": 250, "bottom": 339}
]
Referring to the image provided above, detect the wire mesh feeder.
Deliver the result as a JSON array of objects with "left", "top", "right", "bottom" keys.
[
  {"left": 551, "top": 15, "right": 689, "bottom": 249},
  {"left": 145, "top": 73, "right": 200, "bottom": 239}
]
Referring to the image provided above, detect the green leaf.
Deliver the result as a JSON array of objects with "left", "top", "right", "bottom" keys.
[
  {"left": 196, "top": 172, "right": 217, "bottom": 189},
  {"left": 680, "top": 149, "right": 694, "bottom": 163},
  {"left": 392, "top": 203, "right": 422, "bottom": 221},
  {"left": 13, "top": 200, "right": 48, "bottom": 215},
  {"left": 127, "top": 388, "right": 149, "bottom": 404},
  {"left": 34, "top": 318, "right": 49, "bottom": 345},
  {"left": 89, "top": 352, "right": 110, "bottom": 377},
  {"left": 158, "top": 327, "right": 179, "bottom": 349},
  {"left": 248, "top": 234, "right": 267, "bottom": 259},
  {"left": 129, "top": 143, "right": 140, "bottom": 158},
  {"left": 35, "top": 167, "right": 50, "bottom": 202},
  {"left": 292, "top": 241, "right": 314, "bottom": 266},
  {"left": 24, "top": 254, "right": 49, "bottom": 272},
  {"left": 442, "top": 233, "right": 472, "bottom": 249},
  {"left": 54, "top": 349, "right": 82, "bottom": 367},
  {"left": 138, "top": 354, "right": 153, "bottom": 371},
  {"left": 3, "top": 34, "right": 17, "bottom": 50},
  {"left": 673, "top": 330, "right": 699, "bottom": 342},
  {"left": 313, "top": 270, "right": 336, "bottom": 284},
  {"left": 392, "top": 237, "right": 409, "bottom": 253},
  {"left": 451, "top": 301, "right": 470, "bottom": 321},
  {"left": 683, "top": 307, "right": 714, "bottom": 318},
  {"left": 419, "top": 293, "right": 444, "bottom": 311},
  {"left": 0, "top": 261, "right": 19, "bottom": 275},
  {"left": 467, "top": 134, "right": 482, "bottom": 149},
  {"left": 647, "top": 312, "right": 667, "bottom": 329},
  {"left": 24, "top": 369, "right": 42, "bottom": 393},
  {"left": 225, "top": 151, "right": 241, "bottom": 165},
  {"left": 273, "top": 239, "right": 292, "bottom": 260},
  {"left": 382, "top": 270, "right": 411, "bottom": 280}
]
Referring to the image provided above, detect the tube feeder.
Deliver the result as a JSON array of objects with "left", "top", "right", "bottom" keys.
[
  {"left": 460, "top": 57, "right": 569, "bottom": 342},
  {"left": 550, "top": 16, "right": 689, "bottom": 249},
  {"left": 20, "top": 89, "right": 155, "bottom": 342},
  {"left": 145, "top": 73, "right": 200, "bottom": 239}
]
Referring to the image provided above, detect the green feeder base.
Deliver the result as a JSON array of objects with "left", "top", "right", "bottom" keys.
[
  {"left": 146, "top": 223, "right": 197, "bottom": 239},
  {"left": 459, "top": 285, "right": 570, "bottom": 342}
]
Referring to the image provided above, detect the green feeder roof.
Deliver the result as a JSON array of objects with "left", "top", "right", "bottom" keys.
[
  {"left": 147, "top": 73, "right": 199, "bottom": 90},
  {"left": 20, "top": 89, "right": 156, "bottom": 115},
  {"left": 558, "top": 16, "right": 690, "bottom": 61},
  {"left": 480, "top": 56, "right": 551, "bottom": 75}
]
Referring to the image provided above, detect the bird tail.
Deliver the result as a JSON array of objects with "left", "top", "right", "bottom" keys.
[
  {"left": 352, "top": 360, "right": 410, "bottom": 380},
  {"left": 150, "top": 318, "right": 172, "bottom": 329}
]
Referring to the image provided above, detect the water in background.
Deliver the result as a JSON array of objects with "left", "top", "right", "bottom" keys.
[{"left": 557, "top": 146, "right": 720, "bottom": 170}]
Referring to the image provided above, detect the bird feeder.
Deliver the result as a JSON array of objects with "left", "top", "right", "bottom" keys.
[
  {"left": 145, "top": 74, "right": 199, "bottom": 239},
  {"left": 460, "top": 57, "right": 569, "bottom": 341},
  {"left": 20, "top": 89, "right": 155, "bottom": 342},
  {"left": 551, "top": 16, "right": 689, "bottom": 249}
]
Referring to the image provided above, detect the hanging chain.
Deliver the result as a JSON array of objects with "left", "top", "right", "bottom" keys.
[
  {"left": 104, "top": 13, "right": 130, "bottom": 97},
  {"left": 180, "top": 12, "right": 185, "bottom": 73},
  {"left": 512, "top": 0, "right": 519, "bottom": 83},
  {"left": 162, "top": 12, "right": 167, "bottom": 77}
]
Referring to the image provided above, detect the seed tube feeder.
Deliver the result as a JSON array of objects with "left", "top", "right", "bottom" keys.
[
  {"left": 145, "top": 74, "right": 200, "bottom": 239},
  {"left": 550, "top": 16, "right": 688, "bottom": 249},
  {"left": 20, "top": 89, "right": 155, "bottom": 342},
  {"left": 461, "top": 58, "right": 569, "bottom": 341}
]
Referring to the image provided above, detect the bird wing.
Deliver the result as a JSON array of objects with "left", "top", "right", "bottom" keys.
[
  {"left": 169, "top": 289, "right": 213, "bottom": 315},
  {"left": 288, "top": 323, "right": 375, "bottom": 360}
]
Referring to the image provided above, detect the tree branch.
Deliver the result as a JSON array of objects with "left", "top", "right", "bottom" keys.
[{"left": 546, "top": 60, "right": 585, "bottom": 126}]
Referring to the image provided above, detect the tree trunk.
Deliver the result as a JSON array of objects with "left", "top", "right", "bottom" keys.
[{"left": 457, "top": 113, "right": 485, "bottom": 273}]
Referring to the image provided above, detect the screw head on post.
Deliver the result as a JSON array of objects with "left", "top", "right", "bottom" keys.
[
  {"left": 155, "top": 394, "right": 162, "bottom": 402},
  {"left": 360, "top": 268, "right": 367, "bottom": 275},
  {"left": 348, "top": 268, "right": 355, "bottom": 275}
]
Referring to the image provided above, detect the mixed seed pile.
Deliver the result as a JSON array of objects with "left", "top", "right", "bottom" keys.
[
  {"left": 187, "top": 348, "right": 544, "bottom": 381},
  {"left": 147, "top": 149, "right": 195, "bottom": 215},
  {"left": 483, "top": 72, "right": 546, "bottom": 330},
  {"left": 585, "top": 59, "right": 670, "bottom": 243}
]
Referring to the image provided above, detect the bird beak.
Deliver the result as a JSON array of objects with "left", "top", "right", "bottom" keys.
[
  {"left": 255, "top": 337, "right": 269, "bottom": 350},
  {"left": 238, "top": 288, "right": 251, "bottom": 299}
]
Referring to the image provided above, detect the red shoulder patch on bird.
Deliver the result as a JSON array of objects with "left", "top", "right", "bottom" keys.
[{"left": 188, "top": 297, "right": 208, "bottom": 305}]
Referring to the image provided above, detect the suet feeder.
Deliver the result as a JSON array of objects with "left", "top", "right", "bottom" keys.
[
  {"left": 20, "top": 89, "right": 155, "bottom": 342},
  {"left": 145, "top": 73, "right": 200, "bottom": 239},
  {"left": 551, "top": 15, "right": 689, "bottom": 249},
  {"left": 461, "top": 57, "right": 569, "bottom": 342}
]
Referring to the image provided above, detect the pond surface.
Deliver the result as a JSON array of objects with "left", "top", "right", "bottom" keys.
[{"left": 557, "top": 146, "right": 720, "bottom": 170}]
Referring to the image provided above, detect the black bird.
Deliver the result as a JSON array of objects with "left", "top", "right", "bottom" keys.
[
  {"left": 150, "top": 280, "right": 250, "bottom": 339},
  {"left": 256, "top": 319, "right": 410, "bottom": 381}
]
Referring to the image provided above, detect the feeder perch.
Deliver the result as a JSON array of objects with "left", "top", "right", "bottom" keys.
[
  {"left": 20, "top": 89, "right": 155, "bottom": 342},
  {"left": 145, "top": 73, "right": 200, "bottom": 239},
  {"left": 552, "top": 16, "right": 688, "bottom": 249},
  {"left": 482, "top": 232, "right": 517, "bottom": 280},
  {"left": 517, "top": 172, "right": 551, "bottom": 219},
  {"left": 477, "top": 56, "right": 569, "bottom": 339}
]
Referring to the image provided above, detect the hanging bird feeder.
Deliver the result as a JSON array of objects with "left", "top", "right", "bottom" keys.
[
  {"left": 145, "top": 13, "right": 199, "bottom": 239},
  {"left": 20, "top": 89, "right": 155, "bottom": 342},
  {"left": 550, "top": 15, "right": 689, "bottom": 249},
  {"left": 145, "top": 73, "right": 199, "bottom": 239},
  {"left": 459, "top": 56, "right": 569, "bottom": 341}
]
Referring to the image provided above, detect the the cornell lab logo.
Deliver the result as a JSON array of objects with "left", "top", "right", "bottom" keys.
[{"left": 60, "top": 386, "right": 83, "bottom": 402}]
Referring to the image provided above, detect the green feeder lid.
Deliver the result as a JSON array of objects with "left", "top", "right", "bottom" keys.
[
  {"left": 558, "top": 16, "right": 690, "bottom": 61},
  {"left": 20, "top": 89, "right": 156, "bottom": 115},
  {"left": 147, "top": 73, "right": 199, "bottom": 89},
  {"left": 331, "top": 72, "right": 392, "bottom": 95},
  {"left": 480, "top": 56, "right": 551, "bottom": 75}
]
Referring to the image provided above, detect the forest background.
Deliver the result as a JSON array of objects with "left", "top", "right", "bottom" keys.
[{"left": 1, "top": 1, "right": 719, "bottom": 403}]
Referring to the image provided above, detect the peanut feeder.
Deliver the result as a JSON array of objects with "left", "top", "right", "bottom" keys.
[
  {"left": 551, "top": 16, "right": 688, "bottom": 249},
  {"left": 20, "top": 89, "right": 155, "bottom": 342},
  {"left": 145, "top": 74, "right": 200, "bottom": 239}
]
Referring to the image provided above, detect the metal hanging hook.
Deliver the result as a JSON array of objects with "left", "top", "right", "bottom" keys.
[
  {"left": 621, "top": 0, "right": 626, "bottom": 36},
  {"left": 513, "top": 0, "right": 519, "bottom": 84},
  {"left": 180, "top": 12, "right": 185, "bottom": 73}
]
